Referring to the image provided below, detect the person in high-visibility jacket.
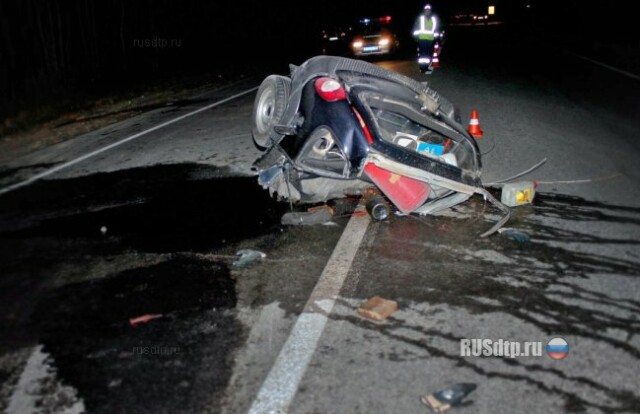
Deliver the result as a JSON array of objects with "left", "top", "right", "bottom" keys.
[{"left": 413, "top": 4, "right": 438, "bottom": 72}]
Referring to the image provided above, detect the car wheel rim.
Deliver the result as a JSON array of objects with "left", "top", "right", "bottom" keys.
[{"left": 256, "top": 88, "right": 275, "bottom": 134}]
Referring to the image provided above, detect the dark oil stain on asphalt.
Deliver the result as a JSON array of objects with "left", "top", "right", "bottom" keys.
[
  {"left": 341, "top": 191, "right": 640, "bottom": 413},
  {"left": 0, "top": 163, "right": 288, "bottom": 253},
  {"left": 0, "top": 162, "right": 288, "bottom": 413},
  {"left": 33, "top": 257, "right": 238, "bottom": 414}
]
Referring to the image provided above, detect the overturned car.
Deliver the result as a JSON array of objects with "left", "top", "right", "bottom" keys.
[{"left": 251, "top": 55, "right": 509, "bottom": 236}]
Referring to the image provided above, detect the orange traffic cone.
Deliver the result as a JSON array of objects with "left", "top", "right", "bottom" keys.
[
  {"left": 432, "top": 43, "right": 440, "bottom": 68},
  {"left": 467, "top": 109, "right": 483, "bottom": 138}
]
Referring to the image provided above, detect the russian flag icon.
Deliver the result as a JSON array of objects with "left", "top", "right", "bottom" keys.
[{"left": 546, "top": 338, "right": 569, "bottom": 360}]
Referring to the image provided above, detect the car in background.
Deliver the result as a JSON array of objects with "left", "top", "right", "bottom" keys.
[
  {"left": 320, "top": 24, "right": 352, "bottom": 56},
  {"left": 449, "top": 11, "right": 495, "bottom": 26},
  {"left": 349, "top": 15, "right": 399, "bottom": 57},
  {"left": 471, "top": 13, "right": 491, "bottom": 24}
]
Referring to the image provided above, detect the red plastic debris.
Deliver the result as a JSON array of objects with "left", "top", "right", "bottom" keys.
[
  {"left": 364, "top": 163, "right": 431, "bottom": 214},
  {"left": 352, "top": 211, "right": 369, "bottom": 217},
  {"left": 129, "top": 314, "right": 163, "bottom": 326}
]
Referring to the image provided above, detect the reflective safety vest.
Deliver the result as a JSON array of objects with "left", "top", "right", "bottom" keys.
[{"left": 413, "top": 15, "right": 437, "bottom": 40}]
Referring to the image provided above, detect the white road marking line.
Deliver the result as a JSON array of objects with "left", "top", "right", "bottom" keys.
[
  {"left": 248, "top": 210, "right": 371, "bottom": 414},
  {"left": 7, "top": 345, "right": 85, "bottom": 414},
  {"left": 0, "top": 86, "right": 259, "bottom": 196},
  {"left": 565, "top": 50, "right": 640, "bottom": 81}
]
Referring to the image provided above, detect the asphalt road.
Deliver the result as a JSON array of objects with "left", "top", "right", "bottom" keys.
[{"left": 1, "top": 25, "right": 639, "bottom": 414}]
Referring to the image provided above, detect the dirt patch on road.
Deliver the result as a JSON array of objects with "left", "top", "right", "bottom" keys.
[{"left": 0, "top": 74, "right": 251, "bottom": 165}]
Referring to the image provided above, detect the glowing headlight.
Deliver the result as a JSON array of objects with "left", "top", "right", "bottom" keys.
[
  {"left": 352, "top": 40, "right": 363, "bottom": 48},
  {"left": 378, "top": 37, "right": 390, "bottom": 46}
]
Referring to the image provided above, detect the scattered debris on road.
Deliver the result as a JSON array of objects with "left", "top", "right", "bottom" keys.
[
  {"left": 485, "top": 158, "right": 547, "bottom": 187},
  {"left": 421, "top": 383, "right": 477, "bottom": 413},
  {"left": 129, "top": 313, "right": 163, "bottom": 326},
  {"left": 281, "top": 205, "right": 334, "bottom": 226},
  {"left": 500, "top": 181, "right": 537, "bottom": 207},
  {"left": 357, "top": 296, "right": 398, "bottom": 321},
  {"left": 364, "top": 189, "right": 391, "bottom": 221},
  {"left": 232, "top": 249, "right": 266, "bottom": 268},
  {"left": 498, "top": 227, "right": 531, "bottom": 243}
]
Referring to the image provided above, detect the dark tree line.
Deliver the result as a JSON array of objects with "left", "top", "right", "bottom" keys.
[{"left": 0, "top": 0, "right": 328, "bottom": 121}]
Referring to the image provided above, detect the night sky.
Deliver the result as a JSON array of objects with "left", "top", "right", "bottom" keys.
[{"left": 0, "top": 0, "right": 637, "bottom": 123}]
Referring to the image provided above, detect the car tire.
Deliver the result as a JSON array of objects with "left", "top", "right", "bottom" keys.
[{"left": 252, "top": 75, "right": 291, "bottom": 149}]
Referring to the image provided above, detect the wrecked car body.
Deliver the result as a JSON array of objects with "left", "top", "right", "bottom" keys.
[{"left": 250, "top": 55, "right": 509, "bottom": 236}]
